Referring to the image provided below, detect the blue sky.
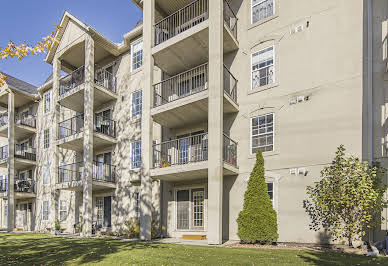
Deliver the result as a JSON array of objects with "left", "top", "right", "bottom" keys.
[{"left": 0, "top": 0, "right": 142, "bottom": 87}]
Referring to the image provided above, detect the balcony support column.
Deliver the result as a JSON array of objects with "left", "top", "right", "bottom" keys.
[
  {"left": 140, "top": 0, "right": 155, "bottom": 241},
  {"left": 52, "top": 56, "right": 61, "bottom": 226},
  {"left": 208, "top": 0, "right": 224, "bottom": 245},
  {"left": 7, "top": 92, "right": 15, "bottom": 232},
  {"left": 82, "top": 34, "right": 95, "bottom": 237}
]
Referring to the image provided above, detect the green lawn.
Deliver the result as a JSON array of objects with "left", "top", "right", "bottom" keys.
[{"left": 0, "top": 233, "right": 386, "bottom": 265}]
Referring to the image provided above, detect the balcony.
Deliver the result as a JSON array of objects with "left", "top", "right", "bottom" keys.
[
  {"left": 152, "top": 0, "right": 238, "bottom": 75},
  {"left": 15, "top": 144, "right": 37, "bottom": 170},
  {"left": 57, "top": 114, "right": 117, "bottom": 152},
  {"left": 151, "top": 63, "right": 238, "bottom": 128},
  {"left": 56, "top": 162, "right": 116, "bottom": 191},
  {"left": 151, "top": 132, "right": 238, "bottom": 180},
  {"left": 0, "top": 179, "right": 36, "bottom": 200},
  {"left": 0, "top": 113, "right": 36, "bottom": 141},
  {"left": 58, "top": 67, "right": 117, "bottom": 113}
]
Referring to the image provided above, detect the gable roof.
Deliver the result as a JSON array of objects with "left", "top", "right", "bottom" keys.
[{"left": 1, "top": 72, "right": 38, "bottom": 95}]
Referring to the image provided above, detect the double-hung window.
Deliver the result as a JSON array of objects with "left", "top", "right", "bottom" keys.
[
  {"left": 134, "top": 192, "right": 140, "bottom": 218},
  {"left": 252, "top": 46, "right": 274, "bottom": 90},
  {"left": 131, "top": 40, "right": 143, "bottom": 71},
  {"left": 42, "top": 201, "right": 49, "bottom": 221},
  {"left": 59, "top": 200, "right": 67, "bottom": 221},
  {"left": 42, "top": 164, "right": 51, "bottom": 185},
  {"left": 131, "top": 90, "right": 142, "bottom": 118},
  {"left": 266, "top": 182, "right": 274, "bottom": 205},
  {"left": 252, "top": 0, "right": 274, "bottom": 24},
  {"left": 131, "top": 140, "right": 142, "bottom": 169},
  {"left": 43, "top": 129, "right": 50, "bottom": 149},
  {"left": 251, "top": 113, "right": 274, "bottom": 153},
  {"left": 43, "top": 90, "right": 51, "bottom": 114}
]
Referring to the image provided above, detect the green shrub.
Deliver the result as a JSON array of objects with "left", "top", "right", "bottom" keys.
[
  {"left": 124, "top": 218, "right": 140, "bottom": 238},
  {"left": 237, "top": 150, "right": 278, "bottom": 244},
  {"left": 55, "top": 219, "right": 61, "bottom": 232}
]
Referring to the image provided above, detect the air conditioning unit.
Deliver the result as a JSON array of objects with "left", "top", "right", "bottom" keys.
[{"left": 298, "top": 168, "right": 308, "bottom": 176}]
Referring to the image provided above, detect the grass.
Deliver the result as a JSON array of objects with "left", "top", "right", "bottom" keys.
[{"left": 0, "top": 233, "right": 386, "bottom": 265}]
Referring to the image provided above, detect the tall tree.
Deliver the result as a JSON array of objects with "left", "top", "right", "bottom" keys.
[
  {"left": 237, "top": 150, "right": 278, "bottom": 244},
  {"left": 304, "top": 145, "right": 387, "bottom": 246}
]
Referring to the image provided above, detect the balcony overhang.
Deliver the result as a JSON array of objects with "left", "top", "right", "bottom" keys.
[
  {"left": 0, "top": 88, "right": 37, "bottom": 109},
  {"left": 58, "top": 83, "right": 117, "bottom": 113},
  {"left": 15, "top": 158, "right": 36, "bottom": 171},
  {"left": 0, "top": 123, "right": 36, "bottom": 141},
  {"left": 151, "top": 91, "right": 238, "bottom": 128},
  {"left": 94, "top": 132, "right": 118, "bottom": 151},
  {"left": 0, "top": 158, "right": 7, "bottom": 168},
  {"left": 150, "top": 161, "right": 238, "bottom": 181},
  {"left": 57, "top": 132, "right": 116, "bottom": 152},
  {"left": 56, "top": 180, "right": 116, "bottom": 191}
]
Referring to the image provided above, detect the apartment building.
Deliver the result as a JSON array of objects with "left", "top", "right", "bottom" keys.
[{"left": 0, "top": 0, "right": 388, "bottom": 245}]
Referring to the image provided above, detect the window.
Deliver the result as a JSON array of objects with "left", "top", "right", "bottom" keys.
[
  {"left": 43, "top": 90, "right": 51, "bottom": 114},
  {"left": 42, "top": 164, "right": 51, "bottom": 185},
  {"left": 43, "top": 129, "right": 50, "bottom": 149},
  {"left": 251, "top": 113, "right": 274, "bottom": 153},
  {"left": 59, "top": 200, "right": 67, "bottom": 221},
  {"left": 266, "top": 182, "right": 274, "bottom": 204},
  {"left": 131, "top": 140, "right": 141, "bottom": 169},
  {"left": 96, "top": 198, "right": 104, "bottom": 226},
  {"left": 4, "top": 204, "right": 7, "bottom": 217},
  {"left": 252, "top": 0, "right": 274, "bottom": 24},
  {"left": 134, "top": 192, "right": 140, "bottom": 218},
  {"left": 42, "top": 201, "right": 49, "bottom": 221},
  {"left": 131, "top": 40, "right": 143, "bottom": 71},
  {"left": 131, "top": 90, "right": 142, "bottom": 118},
  {"left": 0, "top": 175, "right": 7, "bottom": 192},
  {"left": 252, "top": 46, "right": 274, "bottom": 90}
]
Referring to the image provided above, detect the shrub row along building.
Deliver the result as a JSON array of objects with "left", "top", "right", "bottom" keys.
[{"left": 0, "top": 0, "right": 388, "bottom": 244}]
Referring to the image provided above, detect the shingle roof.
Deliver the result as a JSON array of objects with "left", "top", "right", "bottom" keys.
[{"left": 1, "top": 72, "right": 38, "bottom": 95}]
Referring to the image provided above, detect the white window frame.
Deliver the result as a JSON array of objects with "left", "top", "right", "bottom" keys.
[
  {"left": 42, "top": 164, "right": 51, "bottom": 185},
  {"left": 131, "top": 140, "right": 142, "bottom": 169},
  {"left": 43, "top": 129, "right": 50, "bottom": 149},
  {"left": 251, "top": 46, "right": 275, "bottom": 90},
  {"left": 42, "top": 200, "right": 49, "bottom": 221},
  {"left": 131, "top": 39, "right": 143, "bottom": 72},
  {"left": 131, "top": 90, "right": 142, "bottom": 119},
  {"left": 43, "top": 90, "right": 51, "bottom": 114},
  {"left": 251, "top": 0, "right": 275, "bottom": 24},
  {"left": 59, "top": 200, "right": 67, "bottom": 221},
  {"left": 250, "top": 113, "right": 275, "bottom": 155},
  {"left": 96, "top": 198, "right": 104, "bottom": 226},
  {"left": 266, "top": 182, "right": 274, "bottom": 205}
]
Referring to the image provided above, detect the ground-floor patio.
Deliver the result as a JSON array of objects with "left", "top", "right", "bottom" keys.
[{"left": 0, "top": 233, "right": 384, "bottom": 265}]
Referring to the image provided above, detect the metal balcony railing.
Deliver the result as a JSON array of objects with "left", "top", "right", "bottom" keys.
[
  {"left": 0, "top": 146, "right": 8, "bottom": 160},
  {"left": 0, "top": 179, "right": 35, "bottom": 194},
  {"left": 224, "top": 0, "right": 238, "bottom": 39},
  {"left": 58, "top": 162, "right": 83, "bottom": 183},
  {"left": 223, "top": 65, "right": 238, "bottom": 104},
  {"left": 0, "top": 113, "right": 8, "bottom": 127},
  {"left": 93, "top": 161, "right": 116, "bottom": 183},
  {"left": 59, "top": 66, "right": 85, "bottom": 96},
  {"left": 223, "top": 134, "right": 237, "bottom": 167},
  {"left": 95, "top": 68, "right": 117, "bottom": 93},
  {"left": 58, "top": 114, "right": 84, "bottom": 140},
  {"left": 153, "top": 133, "right": 208, "bottom": 168},
  {"left": 15, "top": 144, "right": 36, "bottom": 161},
  {"left": 153, "top": 63, "right": 208, "bottom": 107},
  {"left": 154, "top": 0, "right": 209, "bottom": 46},
  {"left": 15, "top": 115, "right": 36, "bottom": 128},
  {"left": 94, "top": 116, "right": 117, "bottom": 138}
]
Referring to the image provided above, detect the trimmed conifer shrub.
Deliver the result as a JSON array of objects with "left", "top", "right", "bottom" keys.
[{"left": 237, "top": 150, "right": 278, "bottom": 244}]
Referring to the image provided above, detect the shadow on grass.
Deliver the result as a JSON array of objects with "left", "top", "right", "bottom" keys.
[{"left": 0, "top": 233, "right": 165, "bottom": 265}]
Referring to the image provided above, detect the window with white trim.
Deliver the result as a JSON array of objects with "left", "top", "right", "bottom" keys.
[
  {"left": 134, "top": 192, "right": 140, "bottom": 218},
  {"left": 42, "top": 164, "right": 51, "bottom": 185},
  {"left": 59, "top": 200, "right": 67, "bottom": 221},
  {"left": 96, "top": 198, "right": 104, "bottom": 226},
  {"left": 131, "top": 140, "right": 141, "bottom": 169},
  {"left": 251, "top": 113, "right": 274, "bottom": 153},
  {"left": 131, "top": 40, "right": 143, "bottom": 71},
  {"left": 131, "top": 90, "right": 142, "bottom": 118},
  {"left": 252, "top": 0, "right": 274, "bottom": 24},
  {"left": 266, "top": 182, "right": 274, "bottom": 205},
  {"left": 43, "top": 90, "right": 51, "bottom": 114},
  {"left": 43, "top": 129, "right": 50, "bottom": 149},
  {"left": 42, "top": 201, "right": 49, "bottom": 221},
  {"left": 252, "top": 46, "right": 274, "bottom": 90},
  {"left": 4, "top": 204, "right": 7, "bottom": 217}
]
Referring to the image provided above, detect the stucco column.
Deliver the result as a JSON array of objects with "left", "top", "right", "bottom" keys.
[
  {"left": 140, "top": 0, "right": 155, "bottom": 241},
  {"left": 207, "top": 0, "right": 224, "bottom": 245},
  {"left": 52, "top": 56, "right": 61, "bottom": 227},
  {"left": 7, "top": 91, "right": 15, "bottom": 232},
  {"left": 82, "top": 35, "right": 95, "bottom": 236}
]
